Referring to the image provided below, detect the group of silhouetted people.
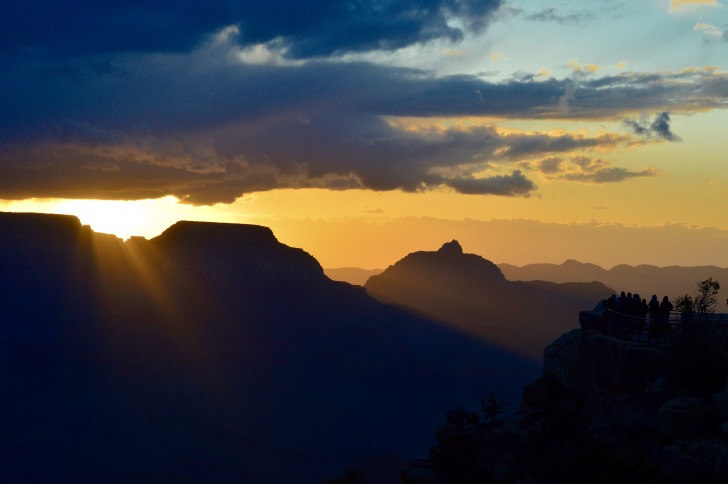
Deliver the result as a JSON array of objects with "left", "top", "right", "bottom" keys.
[
  {"left": 605, "top": 291, "right": 673, "bottom": 323},
  {"left": 648, "top": 294, "right": 674, "bottom": 323},
  {"left": 601, "top": 291, "right": 675, "bottom": 344}
]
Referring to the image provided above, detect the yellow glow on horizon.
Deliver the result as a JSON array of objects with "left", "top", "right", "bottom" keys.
[
  {"left": 2, "top": 177, "right": 728, "bottom": 270},
  {"left": 55, "top": 198, "right": 174, "bottom": 238}
]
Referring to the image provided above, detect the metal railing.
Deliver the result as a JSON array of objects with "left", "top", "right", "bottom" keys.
[{"left": 583, "top": 309, "right": 728, "bottom": 346}]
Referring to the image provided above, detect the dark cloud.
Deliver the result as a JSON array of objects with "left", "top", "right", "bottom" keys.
[
  {"left": 284, "top": 0, "right": 504, "bottom": 57},
  {"left": 496, "top": 4, "right": 594, "bottom": 25},
  {"left": 553, "top": 71, "right": 728, "bottom": 119},
  {"left": 536, "top": 157, "right": 564, "bottom": 174},
  {"left": 2, "top": 47, "right": 725, "bottom": 144},
  {"left": 6, "top": 109, "right": 616, "bottom": 202},
  {"left": 0, "top": 1, "right": 229, "bottom": 60},
  {"left": 0, "top": 0, "right": 503, "bottom": 61},
  {"left": 499, "top": 132, "right": 629, "bottom": 157},
  {"left": 0, "top": 16, "right": 724, "bottom": 204},
  {"left": 570, "top": 156, "right": 608, "bottom": 172},
  {"left": 650, "top": 112, "right": 682, "bottom": 142},
  {"left": 442, "top": 171, "right": 536, "bottom": 196},
  {"left": 623, "top": 112, "right": 682, "bottom": 142},
  {"left": 524, "top": 155, "right": 658, "bottom": 185},
  {"left": 0, "top": 35, "right": 640, "bottom": 205},
  {"left": 623, "top": 119, "right": 649, "bottom": 136},
  {"left": 525, "top": 8, "right": 593, "bottom": 26},
  {"left": 561, "top": 167, "right": 658, "bottom": 183}
]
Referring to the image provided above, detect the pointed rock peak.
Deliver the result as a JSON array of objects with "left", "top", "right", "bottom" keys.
[{"left": 438, "top": 240, "right": 463, "bottom": 256}]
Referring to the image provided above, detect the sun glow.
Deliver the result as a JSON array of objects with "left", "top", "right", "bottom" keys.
[
  {"left": 51, "top": 197, "right": 190, "bottom": 239},
  {"left": 1, "top": 196, "right": 246, "bottom": 240}
]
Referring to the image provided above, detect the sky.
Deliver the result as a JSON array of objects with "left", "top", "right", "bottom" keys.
[{"left": 2, "top": 0, "right": 728, "bottom": 269}]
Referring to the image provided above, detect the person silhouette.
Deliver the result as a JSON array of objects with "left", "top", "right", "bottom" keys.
[
  {"left": 658, "top": 296, "right": 673, "bottom": 323},
  {"left": 648, "top": 295, "right": 659, "bottom": 322}
]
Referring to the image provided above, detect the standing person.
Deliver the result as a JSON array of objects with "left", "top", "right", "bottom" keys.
[
  {"left": 652, "top": 296, "right": 674, "bottom": 344},
  {"left": 618, "top": 291, "right": 627, "bottom": 311},
  {"left": 648, "top": 295, "right": 660, "bottom": 321},
  {"left": 640, "top": 298, "right": 648, "bottom": 319},
  {"left": 658, "top": 296, "right": 673, "bottom": 323},
  {"left": 606, "top": 294, "right": 618, "bottom": 311}
]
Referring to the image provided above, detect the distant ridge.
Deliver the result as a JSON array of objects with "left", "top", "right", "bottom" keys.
[
  {"left": 499, "top": 259, "right": 728, "bottom": 313},
  {"left": 324, "top": 267, "right": 383, "bottom": 285}
]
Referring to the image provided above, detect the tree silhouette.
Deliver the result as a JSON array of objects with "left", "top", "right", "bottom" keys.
[
  {"left": 673, "top": 278, "right": 720, "bottom": 320},
  {"left": 694, "top": 278, "right": 720, "bottom": 315}
]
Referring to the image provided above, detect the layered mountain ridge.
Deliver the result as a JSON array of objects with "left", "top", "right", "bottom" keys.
[
  {"left": 500, "top": 259, "right": 728, "bottom": 313},
  {"left": 0, "top": 212, "right": 540, "bottom": 483}
]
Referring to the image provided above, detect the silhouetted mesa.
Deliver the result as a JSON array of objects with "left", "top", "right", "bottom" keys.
[{"left": 0, "top": 212, "right": 539, "bottom": 483}]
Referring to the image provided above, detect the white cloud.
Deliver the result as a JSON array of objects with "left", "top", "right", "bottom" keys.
[{"left": 694, "top": 22, "right": 724, "bottom": 36}]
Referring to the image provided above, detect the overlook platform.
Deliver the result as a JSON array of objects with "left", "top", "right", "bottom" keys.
[{"left": 580, "top": 306, "right": 728, "bottom": 346}]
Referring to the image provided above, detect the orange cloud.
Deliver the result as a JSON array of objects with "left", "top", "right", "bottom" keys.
[
  {"left": 566, "top": 59, "right": 602, "bottom": 74},
  {"left": 670, "top": 0, "right": 719, "bottom": 11}
]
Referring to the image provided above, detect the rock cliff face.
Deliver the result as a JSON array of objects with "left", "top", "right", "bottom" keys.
[
  {"left": 544, "top": 329, "right": 728, "bottom": 482},
  {"left": 407, "top": 328, "right": 728, "bottom": 482},
  {"left": 0, "top": 212, "right": 540, "bottom": 483},
  {"left": 547, "top": 329, "right": 664, "bottom": 394}
]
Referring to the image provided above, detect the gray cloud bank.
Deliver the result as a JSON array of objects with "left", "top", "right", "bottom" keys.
[{"left": 1, "top": 2, "right": 727, "bottom": 204}]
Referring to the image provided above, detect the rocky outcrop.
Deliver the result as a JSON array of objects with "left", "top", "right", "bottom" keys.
[
  {"left": 367, "top": 240, "right": 506, "bottom": 291},
  {"left": 365, "top": 241, "right": 613, "bottom": 359},
  {"left": 542, "top": 329, "right": 582, "bottom": 390},
  {"left": 578, "top": 331, "right": 663, "bottom": 393},
  {"left": 543, "top": 329, "right": 728, "bottom": 481},
  {"left": 407, "top": 327, "right": 728, "bottom": 482}
]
